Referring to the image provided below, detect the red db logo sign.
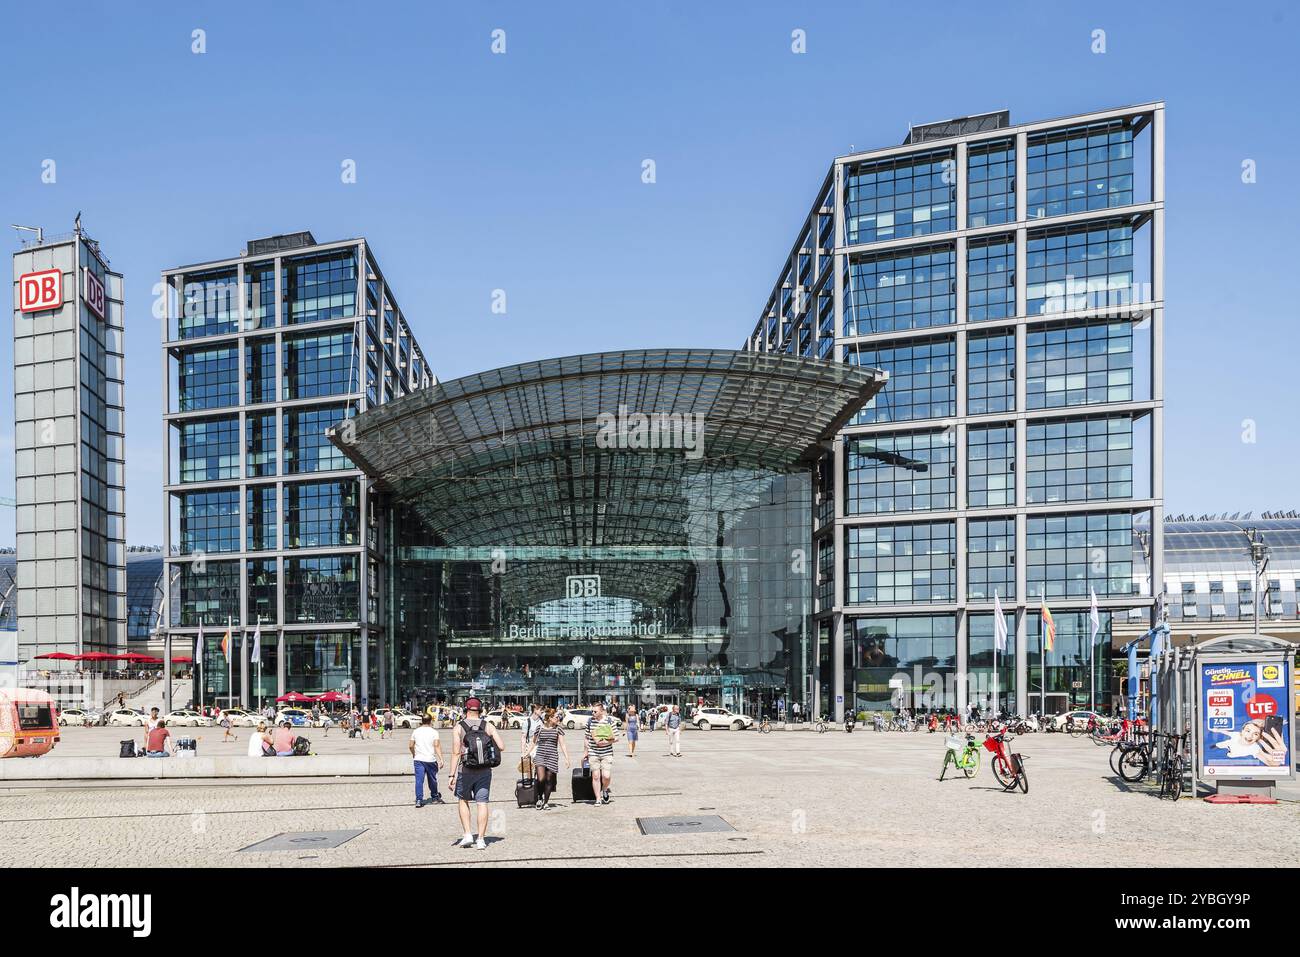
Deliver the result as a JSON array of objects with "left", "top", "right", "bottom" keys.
[
  {"left": 83, "top": 268, "right": 105, "bottom": 319},
  {"left": 19, "top": 269, "right": 62, "bottom": 313}
]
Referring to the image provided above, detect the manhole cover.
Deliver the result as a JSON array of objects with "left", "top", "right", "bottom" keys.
[
  {"left": 637, "top": 815, "right": 735, "bottom": 835},
  {"left": 239, "top": 829, "right": 367, "bottom": 852}
]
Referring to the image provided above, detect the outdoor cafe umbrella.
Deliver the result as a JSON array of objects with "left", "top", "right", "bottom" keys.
[
  {"left": 33, "top": 652, "right": 79, "bottom": 660},
  {"left": 120, "top": 653, "right": 162, "bottom": 663},
  {"left": 77, "top": 652, "right": 119, "bottom": 661},
  {"left": 313, "top": 690, "right": 352, "bottom": 702},
  {"left": 275, "top": 692, "right": 314, "bottom": 703}
]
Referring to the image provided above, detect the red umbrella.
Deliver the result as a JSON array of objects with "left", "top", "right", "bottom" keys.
[
  {"left": 120, "top": 653, "right": 161, "bottom": 662},
  {"left": 33, "top": 652, "right": 79, "bottom": 660},
  {"left": 78, "top": 652, "right": 118, "bottom": 661},
  {"left": 276, "top": 692, "right": 314, "bottom": 703},
  {"left": 170, "top": 656, "right": 193, "bottom": 663},
  {"left": 312, "top": 690, "right": 352, "bottom": 702}
]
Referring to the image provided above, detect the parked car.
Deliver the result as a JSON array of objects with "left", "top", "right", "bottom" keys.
[
  {"left": 484, "top": 708, "right": 524, "bottom": 730},
  {"left": 390, "top": 708, "right": 423, "bottom": 729},
  {"left": 163, "top": 709, "right": 213, "bottom": 728},
  {"left": 107, "top": 708, "right": 147, "bottom": 727},
  {"left": 1050, "top": 710, "right": 1106, "bottom": 733},
  {"left": 56, "top": 708, "right": 96, "bottom": 727},
  {"left": 558, "top": 708, "right": 623, "bottom": 731},
  {"left": 218, "top": 708, "right": 264, "bottom": 728},
  {"left": 275, "top": 708, "right": 316, "bottom": 727},
  {"left": 693, "top": 707, "right": 755, "bottom": 731}
]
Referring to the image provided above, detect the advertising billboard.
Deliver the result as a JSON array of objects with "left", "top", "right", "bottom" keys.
[{"left": 1198, "top": 657, "right": 1293, "bottom": 781}]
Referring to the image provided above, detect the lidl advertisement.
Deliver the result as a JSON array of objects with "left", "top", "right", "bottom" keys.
[{"left": 1200, "top": 660, "right": 1292, "bottom": 779}]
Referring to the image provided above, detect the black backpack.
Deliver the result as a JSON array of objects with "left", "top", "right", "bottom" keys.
[
  {"left": 460, "top": 719, "right": 500, "bottom": 769},
  {"left": 292, "top": 736, "right": 310, "bottom": 756},
  {"left": 119, "top": 740, "right": 136, "bottom": 758}
]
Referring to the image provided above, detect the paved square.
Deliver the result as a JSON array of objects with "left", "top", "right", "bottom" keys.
[{"left": 1, "top": 727, "right": 1296, "bottom": 867}]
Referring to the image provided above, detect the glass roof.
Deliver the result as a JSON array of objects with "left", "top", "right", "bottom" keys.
[{"left": 332, "top": 349, "right": 887, "bottom": 547}]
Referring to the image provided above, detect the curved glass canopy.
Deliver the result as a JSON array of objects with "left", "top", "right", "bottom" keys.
[{"left": 331, "top": 348, "right": 886, "bottom": 547}]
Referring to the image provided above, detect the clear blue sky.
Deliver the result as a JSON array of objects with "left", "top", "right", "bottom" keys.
[{"left": 2, "top": 0, "right": 1297, "bottom": 546}]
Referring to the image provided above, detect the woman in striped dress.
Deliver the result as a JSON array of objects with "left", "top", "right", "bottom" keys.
[{"left": 530, "top": 708, "right": 570, "bottom": 809}]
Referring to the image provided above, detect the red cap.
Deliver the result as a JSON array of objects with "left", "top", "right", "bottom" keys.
[{"left": 464, "top": 697, "right": 483, "bottom": 712}]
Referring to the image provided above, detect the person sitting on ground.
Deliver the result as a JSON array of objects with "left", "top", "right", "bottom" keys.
[
  {"left": 248, "top": 721, "right": 274, "bottom": 757},
  {"left": 272, "top": 719, "right": 296, "bottom": 757},
  {"left": 144, "top": 719, "right": 173, "bottom": 757}
]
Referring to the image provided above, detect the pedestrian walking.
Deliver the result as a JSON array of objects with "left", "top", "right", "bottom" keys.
[
  {"left": 582, "top": 700, "right": 619, "bottom": 805},
  {"left": 449, "top": 697, "right": 503, "bottom": 850},
  {"left": 625, "top": 705, "right": 640, "bottom": 757},
  {"left": 218, "top": 707, "right": 237, "bottom": 743},
  {"left": 409, "top": 713, "right": 445, "bottom": 807},
  {"left": 520, "top": 703, "right": 544, "bottom": 756},
  {"left": 382, "top": 706, "right": 394, "bottom": 740},
  {"left": 529, "top": 708, "right": 570, "bottom": 809},
  {"left": 665, "top": 704, "right": 683, "bottom": 757}
]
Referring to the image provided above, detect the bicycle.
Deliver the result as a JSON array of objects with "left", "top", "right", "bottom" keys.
[
  {"left": 757, "top": 717, "right": 772, "bottom": 734},
  {"left": 939, "top": 732, "right": 981, "bottom": 781},
  {"left": 984, "top": 728, "right": 1029, "bottom": 793},
  {"left": 1158, "top": 732, "right": 1188, "bottom": 801},
  {"left": 814, "top": 715, "right": 829, "bottom": 734}
]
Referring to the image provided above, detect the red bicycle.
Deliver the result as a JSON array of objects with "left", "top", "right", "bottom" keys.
[{"left": 983, "top": 727, "right": 1029, "bottom": 793}]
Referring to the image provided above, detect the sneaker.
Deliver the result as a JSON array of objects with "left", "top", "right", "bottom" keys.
[
  {"left": 601, "top": 789, "right": 611, "bottom": 804},
  {"left": 456, "top": 834, "right": 475, "bottom": 848},
  {"left": 473, "top": 838, "right": 488, "bottom": 850},
  {"left": 415, "top": 799, "right": 425, "bottom": 808},
  {"left": 429, "top": 796, "right": 446, "bottom": 805}
]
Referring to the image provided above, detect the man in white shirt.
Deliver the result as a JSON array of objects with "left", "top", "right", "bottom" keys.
[
  {"left": 520, "top": 703, "right": 544, "bottom": 763},
  {"left": 409, "top": 714, "right": 446, "bottom": 807}
]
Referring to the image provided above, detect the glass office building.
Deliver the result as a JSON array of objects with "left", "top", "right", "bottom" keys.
[
  {"left": 331, "top": 349, "right": 885, "bottom": 715},
  {"left": 745, "top": 104, "right": 1166, "bottom": 719},
  {"left": 160, "top": 233, "right": 433, "bottom": 707},
  {"left": 11, "top": 227, "right": 127, "bottom": 662}
]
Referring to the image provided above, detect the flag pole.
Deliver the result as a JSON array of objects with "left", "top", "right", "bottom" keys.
[
  {"left": 1039, "top": 590, "right": 1046, "bottom": 718},
  {"left": 227, "top": 615, "right": 233, "bottom": 711}
]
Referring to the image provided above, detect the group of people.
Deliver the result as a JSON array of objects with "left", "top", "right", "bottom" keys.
[{"left": 406, "top": 698, "right": 688, "bottom": 850}]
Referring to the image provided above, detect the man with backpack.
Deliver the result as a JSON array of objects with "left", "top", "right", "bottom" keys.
[{"left": 448, "top": 697, "right": 504, "bottom": 850}]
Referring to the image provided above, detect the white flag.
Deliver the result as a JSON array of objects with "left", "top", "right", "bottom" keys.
[
  {"left": 196, "top": 621, "right": 204, "bottom": 665},
  {"left": 1089, "top": 587, "right": 1100, "bottom": 649},
  {"left": 993, "top": 591, "right": 1008, "bottom": 652},
  {"left": 250, "top": 618, "right": 262, "bottom": 665}
]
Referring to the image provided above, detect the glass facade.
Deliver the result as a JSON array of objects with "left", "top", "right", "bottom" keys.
[
  {"left": 967, "top": 330, "right": 1015, "bottom": 414},
  {"left": 845, "top": 431, "right": 954, "bottom": 514},
  {"left": 845, "top": 149, "right": 955, "bottom": 244},
  {"left": 1025, "top": 415, "right": 1133, "bottom": 504},
  {"left": 746, "top": 104, "right": 1162, "bottom": 719},
  {"left": 165, "top": 237, "right": 433, "bottom": 707},
  {"left": 1026, "top": 120, "right": 1134, "bottom": 220},
  {"left": 848, "top": 337, "right": 955, "bottom": 424},
  {"left": 1026, "top": 512, "right": 1135, "bottom": 599},
  {"left": 966, "top": 424, "right": 1015, "bottom": 508},
  {"left": 844, "top": 244, "right": 955, "bottom": 335},
  {"left": 966, "top": 235, "right": 1015, "bottom": 321},
  {"left": 846, "top": 615, "right": 957, "bottom": 713},
  {"left": 846, "top": 521, "right": 956, "bottom": 605},
  {"left": 966, "top": 139, "right": 1015, "bottom": 227}
]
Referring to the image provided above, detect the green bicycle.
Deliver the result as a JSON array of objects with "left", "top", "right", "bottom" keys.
[{"left": 939, "top": 733, "right": 981, "bottom": 780}]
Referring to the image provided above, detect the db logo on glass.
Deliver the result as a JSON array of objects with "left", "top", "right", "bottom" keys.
[
  {"left": 83, "top": 268, "right": 106, "bottom": 319},
  {"left": 566, "top": 575, "right": 601, "bottom": 599},
  {"left": 18, "top": 269, "right": 62, "bottom": 313}
]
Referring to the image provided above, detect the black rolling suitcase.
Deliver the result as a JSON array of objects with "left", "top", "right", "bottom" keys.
[
  {"left": 515, "top": 756, "right": 538, "bottom": 807},
  {"left": 571, "top": 761, "right": 596, "bottom": 803}
]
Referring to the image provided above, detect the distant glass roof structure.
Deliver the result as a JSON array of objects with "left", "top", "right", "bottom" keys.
[
  {"left": 330, "top": 349, "right": 887, "bottom": 550},
  {"left": 1135, "top": 518, "right": 1300, "bottom": 574}
]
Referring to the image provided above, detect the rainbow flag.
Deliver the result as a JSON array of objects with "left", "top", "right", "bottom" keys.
[
  {"left": 220, "top": 625, "right": 231, "bottom": 662},
  {"left": 1041, "top": 602, "right": 1056, "bottom": 652}
]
